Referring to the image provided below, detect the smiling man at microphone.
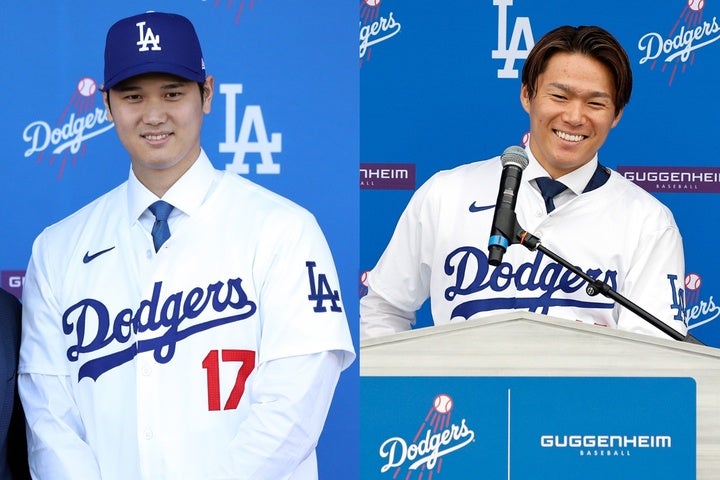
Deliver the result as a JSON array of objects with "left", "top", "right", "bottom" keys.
[{"left": 360, "top": 25, "right": 687, "bottom": 341}]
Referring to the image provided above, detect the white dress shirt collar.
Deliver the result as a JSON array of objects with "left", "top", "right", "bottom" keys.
[
  {"left": 127, "top": 149, "right": 219, "bottom": 224},
  {"left": 524, "top": 145, "right": 599, "bottom": 195}
]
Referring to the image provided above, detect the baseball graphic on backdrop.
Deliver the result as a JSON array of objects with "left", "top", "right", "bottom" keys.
[
  {"left": 77, "top": 77, "right": 97, "bottom": 97},
  {"left": 685, "top": 273, "right": 701, "bottom": 290},
  {"left": 688, "top": 0, "right": 704, "bottom": 11},
  {"left": 433, "top": 394, "right": 453, "bottom": 414},
  {"left": 365, "top": 0, "right": 382, "bottom": 6}
]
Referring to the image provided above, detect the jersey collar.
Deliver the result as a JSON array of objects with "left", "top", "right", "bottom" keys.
[
  {"left": 127, "top": 148, "right": 220, "bottom": 223},
  {"left": 524, "top": 146, "right": 599, "bottom": 196}
]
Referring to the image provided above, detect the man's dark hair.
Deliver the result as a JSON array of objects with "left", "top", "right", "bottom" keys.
[{"left": 522, "top": 25, "right": 632, "bottom": 116}]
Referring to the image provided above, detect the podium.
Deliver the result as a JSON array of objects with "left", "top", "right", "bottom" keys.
[{"left": 360, "top": 312, "right": 720, "bottom": 479}]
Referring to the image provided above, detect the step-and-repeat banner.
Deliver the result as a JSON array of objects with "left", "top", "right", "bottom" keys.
[
  {"left": 2, "top": 2, "right": 358, "bottom": 477},
  {"left": 360, "top": 0, "right": 720, "bottom": 347}
]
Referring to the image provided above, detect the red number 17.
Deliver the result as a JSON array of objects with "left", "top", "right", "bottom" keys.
[{"left": 202, "top": 349, "right": 256, "bottom": 411}]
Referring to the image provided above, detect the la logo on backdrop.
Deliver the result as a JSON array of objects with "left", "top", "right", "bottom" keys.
[{"left": 492, "top": 0, "right": 534, "bottom": 79}]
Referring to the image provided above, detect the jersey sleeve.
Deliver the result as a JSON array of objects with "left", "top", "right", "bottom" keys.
[
  {"left": 360, "top": 173, "right": 441, "bottom": 338},
  {"left": 360, "top": 284, "right": 417, "bottom": 338},
  {"left": 19, "top": 373, "right": 102, "bottom": 479},
  {"left": 252, "top": 208, "right": 355, "bottom": 369},
  {"left": 19, "top": 234, "right": 103, "bottom": 479},
  {"left": 211, "top": 351, "right": 342, "bottom": 479},
  {"left": 19, "top": 233, "right": 72, "bottom": 377},
  {"left": 616, "top": 216, "right": 688, "bottom": 339}
]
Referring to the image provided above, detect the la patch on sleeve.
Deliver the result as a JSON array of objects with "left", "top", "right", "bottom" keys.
[{"left": 306, "top": 261, "right": 342, "bottom": 313}]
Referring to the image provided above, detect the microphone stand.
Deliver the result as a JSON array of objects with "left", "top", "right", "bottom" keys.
[{"left": 500, "top": 217, "right": 704, "bottom": 345}]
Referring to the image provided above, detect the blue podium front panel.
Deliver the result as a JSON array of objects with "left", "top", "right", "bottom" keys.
[{"left": 362, "top": 376, "right": 695, "bottom": 479}]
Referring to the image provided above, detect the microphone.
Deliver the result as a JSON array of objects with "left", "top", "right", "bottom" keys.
[{"left": 488, "top": 146, "right": 529, "bottom": 266}]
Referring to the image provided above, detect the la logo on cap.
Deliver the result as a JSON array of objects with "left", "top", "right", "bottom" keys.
[{"left": 136, "top": 21, "right": 161, "bottom": 52}]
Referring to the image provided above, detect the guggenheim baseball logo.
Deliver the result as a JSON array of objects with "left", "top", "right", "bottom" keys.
[
  {"left": 619, "top": 166, "right": 720, "bottom": 192},
  {"left": 540, "top": 433, "right": 672, "bottom": 458},
  {"left": 377, "top": 394, "right": 476, "bottom": 478},
  {"left": 360, "top": 163, "right": 415, "bottom": 190}
]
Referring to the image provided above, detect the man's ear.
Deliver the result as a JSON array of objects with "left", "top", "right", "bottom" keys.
[
  {"left": 202, "top": 75, "right": 214, "bottom": 114},
  {"left": 103, "top": 90, "right": 114, "bottom": 122},
  {"left": 520, "top": 84, "right": 531, "bottom": 114}
]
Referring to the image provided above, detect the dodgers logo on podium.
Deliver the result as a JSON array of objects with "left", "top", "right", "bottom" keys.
[{"left": 377, "top": 393, "right": 476, "bottom": 478}]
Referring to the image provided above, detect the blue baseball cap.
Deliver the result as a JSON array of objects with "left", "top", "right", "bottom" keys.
[{"left": 103, "top": 11, "right": 206, "bottom": 91}]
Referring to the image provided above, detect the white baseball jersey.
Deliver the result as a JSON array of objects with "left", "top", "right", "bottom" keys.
[
  {"left": 361, "top": 148, "right": 687, "bottom": 340},
  {"left": 19, "top": 151, "right": 355, "bottom": 480}
]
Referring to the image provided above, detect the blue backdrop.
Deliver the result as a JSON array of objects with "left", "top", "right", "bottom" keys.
[
  {"left": 4, "top": 1, "right": 720, "bottom": 477},
  {"left": 2, "top": 1, "right": 358, "bottom": 477},
  {"left": 360, "top": 0, "right": 720, "bottom": 347}
]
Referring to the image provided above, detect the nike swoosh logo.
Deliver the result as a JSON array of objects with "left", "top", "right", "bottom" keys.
[
  {"left": 83, "top": 246, "right": 116, "bottom": 264},
  {"left": 469, "top": 202, "right": 494, "bottom": 212}
]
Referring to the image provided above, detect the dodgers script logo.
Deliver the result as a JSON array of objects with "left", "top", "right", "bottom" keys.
[
  {"left": 378, "top": 394, "right": 475, "bottom": 478},
  {"left": 492, "top": 0, "right": 535, "bottom": 79},
  {"left": 444, "top": 247, "right": 618, "bottom": 319},
  {"left": 444, "top": 247, "right": 686, "bottom": 324},
  {"left": 63, "top": 260, "right": 340, "bottom": 382},
  {"left": 22, "top": 77, "right": 114, "bottom": 180},
  {"left": 359, "top": 0, "right": 402, "bottom": 65},
  {"left": 63, "top": 278, "right": 257, "bottom": 381},
  {"left": 638, "top": 1, "right": 720, "bottom": 86}
]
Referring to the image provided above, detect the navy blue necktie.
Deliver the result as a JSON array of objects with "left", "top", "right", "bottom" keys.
[
  {"left": 536, "top": 177, "right": 568, "bottom": 213},
  {"left": 148, "top": 200, "right": 174, "bottom": 252}
]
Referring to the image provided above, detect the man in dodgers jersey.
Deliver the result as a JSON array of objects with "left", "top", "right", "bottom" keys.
[
  {"left": 361, "top": 25, "right": 688, "bottom": 341},
  {"left": 19, "top": 11, "right": 355, "bottom": 480}
]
